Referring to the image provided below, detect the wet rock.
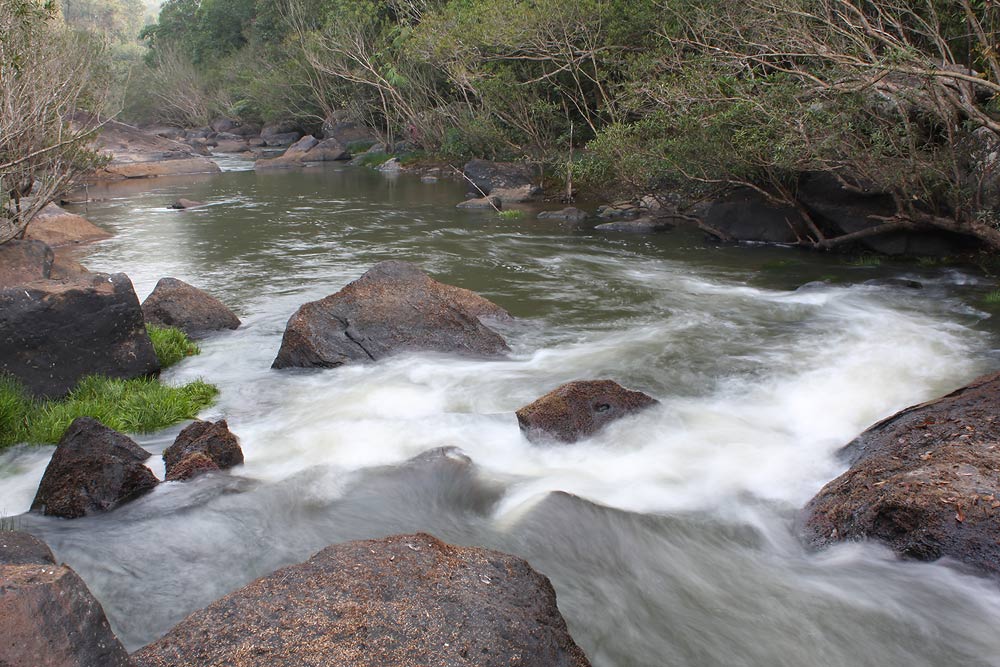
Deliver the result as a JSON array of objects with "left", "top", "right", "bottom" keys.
[
  {"left": 538, "top": 207, "right": 588, "bottom": 223},
  {"left": 463, "top": 159, "right": 535, "bottom": 194},
  {"left": 378, "top": 157, "right": 402, "bottom": 173},
  {"left": 168, "top": 199, "right": 205, "bottom": 210},
  {"left": 800, "top": 371, "right": 1000, "bottom": 575},
  {"left": 594, "top": 217, "right": 674, "bottom": 233},
  {"left": 86, "top": 118, "right": 220, "bottom": 181},
  {"left": 596, "top": 202, "right": 641, "bottom": 220},
  {"left": 31, "top": 417, "right": 158, "bottom": 518},
  {"left": 261, "top": 121, "right": 303, "bottom": 147},
  {"left": 272, "top": 261, "right": 510, "bottom": 369},
  {"left": 692, "top": 188, "right": 808, "bottom": 244},
  {"left": 132, "top": 532, "right": 591, "bottom": 667},
  {"left": 517, "top": 380, "right": 659, "bottom": 444},
  {"left": 0, "top": 272, "right": 160, "bottom": 398},
  {"left": 165, "top": 452, "right": 221, "bottom": 482},
  {"left": 0, "top": 531, "right": 55, "bottom": 565},
  {"left": 141, "top": 277, "right": 240, "bottom": 339},
  {"left": 26, "top": 203, "right": 110, "bottom": 246},
  {"left": 163, "top": 420, "right": 243, "bottom": 478},
  {"left": 0, "top": 561, "right": 135, "bottom": 667},
  {"left": 491, "top": 185, "right": 539, "bottom": 205},
  {"left": 457, "top": 195, "right": 501, "bottom": 210},
  {"left": 0, "top": 239, "right": 53, "bottom": 287}
]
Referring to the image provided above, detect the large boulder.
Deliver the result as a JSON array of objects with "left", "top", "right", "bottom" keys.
[
  {"left": 272, "top": 261, "right": 510, "bottom": 369},
  {"left": 141, "top": 277, "right": 240, "bottom": 339},
  {"left": 31, "top": 417, "right": 159, "bottom": 519},
  {"left": 261, "top": 121, "right": 303, "bottom": 147},
  {"left": 0, "top": 239, "right": 53, "bottom": 287},
  {"left": 255, "top": 135, "right": 347, "bottom": 170},
  {"left": 463, "top": 159, "right": 536, "bottom": 195},
  {"left": 800, "top": 371, "right": 1000, "bottom": 575},
  {"left": 516, "top": 380, "right": 659, "bottom": 444},
  {"left": 163, "top": 419, "right": 243, "bottom": 479},
  {"left": 86, "top": 118, "right": 220, "bottom": 181},
  {"left": 321, "top": 111, "right": 376, "bottom": 146},
  {"left": 693, "top": 188, "right": 809, "bottom": 244},
  {"left": 26, "top": 203, "right": 110, "bottom": 247},
  {"left": 132, "top": 533, "right": 591, "bottom": 667},
  {"left": 0, "top": 560, "right": 135, "bottom": 667},
  {"left": 0, "top": 272, "right": 160, "bottom": 398}
]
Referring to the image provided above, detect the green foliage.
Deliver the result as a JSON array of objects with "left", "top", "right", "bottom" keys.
[
  {"left": 983, "top": 289, "right": 1000, "bottom": 304},
  {"left": 0, "top": 374, "right": 218, "bottom": 449},
  {"left": 497, "top": 209, "right": 523, "bottom": 219},
  {"left": 355, "top": 151, "right": 390, "bottom": 168},
  {"left": 147, "top": 325, "right": 200, "bottom": 368}
]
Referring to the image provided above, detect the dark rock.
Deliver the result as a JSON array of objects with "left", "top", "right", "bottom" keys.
[
  {"left": 27, "top": 203, "right": 110, "bottom": 247},
  {"left": 272, "top": 261, "right": 510, "bottom": 369},
  {"left": 163, "top": 420, "right": 243, "bottom": 478},
  {"left": 457, "top": 195, "right": 500, "bottom": 210},
  {"left": 132, "top": 533, "right": 591, "bottom": 667},
  {"left": 307, "top": 138, "right": 348, "bottom": 161},
  {"left": 142, "top": 277, "right": 240, "bottom": 339},
  {"left": 538, "top": 207, "right": 588, "bottom": 223},
  {"left": 165, "top": 452, "right": 221, "bottom": 482},
  {"left": 0, "top": 272, "right": 160, "bottom": 398},
  {"left": 517, "top": 380, "right": 659, "bottom": 444},
  {"left": 168, "top": 199, "right": 205, "bottom": 210},
  {"left": 594, "top": 217, "right": 675, "bottom": 233},
  {"left": 0, "top": 531, "right": 55, "bottom": 565},
  {"left": 0, "top": 239, "right": 53, "bottom": 287},
  {"left": 31, "top": 417, "right": 158, "bottom": 519},
  {"left": 800, "top": 371, "right": 1000, "bottom": 575},
  {"left": 862, "top": 278, "right": 924, "bottom": 289},
  {"left": 693, "top": 188, "right": 808, "bottom": 244},
  {"left": 261, "top": 121, "right": 303, "bottom": 145},
  {"left": 463, "top": 159, "right": 535, "bottom": 194},
  {"left": 0, "top": 562, "right": 135, "bottom": 667}
]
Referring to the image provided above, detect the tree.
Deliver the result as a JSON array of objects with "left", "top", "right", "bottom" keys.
[{"left": 0, "top": 0, "right": 107, "bottom": 245}]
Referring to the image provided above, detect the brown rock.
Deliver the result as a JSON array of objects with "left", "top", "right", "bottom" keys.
[
  {"left": 491, "top": 185, "right": 539, "bottom": 205},
  {"left": 163, "top": 420, "right": 243, "bottom": 478},
  {"left": 0, "top": 239, "right": 53, "bottom": 288},
  {"left": 0, "top": 272, "right": 160, "bottom": 398},
  {"left": 165, "top": 452, "right": 220, "bottom": 482},
  {"left": 516, "top": 380, "right": 659, "bottom": 444},
  {"left": 0, "top": 531, "right": 55, "bottom": 565},
  {"left": 26, "top": 203, "right": 110, "bottom": 247},
  {"left": 132, "top": 533, "right": 591, "bottom": 667},
  {"left": 800, "top": 371, "right": 1000, "bottom": 575},
  {"left": 457, "top": 195, "right": 501, "bottom": 210},
  {"left": 31, "top": 417, "right": 158, "bottom": 519},
  {"left": 0, "top": 563, "right": 135, "bottom": 667},
  {"left": 142, "top": 277, "right": 240, "bottom": 339},
  {"left": 254, "top": 135, "right": 346, "bottom": 170},
  {"left": 272, "top": 261, "right": 510, "bottom": 369},
  {"left": 85, "top": 118, "right": 220, "bottom": 181}
]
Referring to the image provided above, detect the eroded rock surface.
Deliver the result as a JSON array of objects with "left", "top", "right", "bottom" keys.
[
  {"left": 31, "top": 417, "right": 158, "bottom": 519},
  {"left": 163, "top": 420, "right": 243, "bottom": 479},
  {"left": 27, "top": 203, "right": 110, "bottom": 246},
  {"left": 132, "top": 533, "right": 591, "bottom": 667},
  {"left": 272, "top": 261, "right": 510, "bottom": 369},
  {"left": 142, "top": 277, "right": 240, "bottom": 339},
  {"left": 517, "top": 380, "right": 659, "bottom": 444},
  {"left": 801, "top": 371, "right": 1000, "bottom": 575}
]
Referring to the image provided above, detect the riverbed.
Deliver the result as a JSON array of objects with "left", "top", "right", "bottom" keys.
[{"left": 3, "top": 160, "right": 1000, "bottom": 665}]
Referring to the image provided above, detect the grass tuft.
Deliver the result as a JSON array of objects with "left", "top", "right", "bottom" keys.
[
  {"left": 984, "top": 289, "right": 1000, "bottom": 304},
  {"left": 0, "top": 374, "right": 218, "bottom": 450},
  {"left": 848, "top": 253, "right": 883, "bottom": 267},
  {"left": 147, "top": 325, "right": 200, "bottom": 369},
  {"left": 497, "top": 209, "right": 523, "bottom": 219}
]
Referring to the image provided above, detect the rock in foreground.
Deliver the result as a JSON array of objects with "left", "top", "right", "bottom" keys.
[
  {"left": 272, "top": 261, "right": 510, "bottom": 369},
  {"left": 517, "top": 380, "right": 659, "bottom": 444},
  {"left": 801, "top": 371, "right": 1000, "bottom": 575},
  {"left": 132, "top": 533, "right": 591, "bottom": 667},
  {"left": 0, "top": 272, "right": 160, "bottom": 398},
  {"left": 163, "top": 419, "right": 243, "bottom": 480},
  {"left": 31, "top": 417, "right": 158, "bottom": 519},
  {"left": 142, "top": 277, "right": 240, "bottom": 339}
]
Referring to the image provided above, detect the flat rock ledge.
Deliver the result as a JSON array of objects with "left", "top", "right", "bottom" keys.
[
  {"left": 800, "top": 370, "right": 1000, "bottom": 576},
  {"left": 132, "top": 533, "right": 591, "bottom": 667},
  {"left": 517, "top": 380, "right": 659, "bottom": 444},
  {"left": 272, "top": 261, "right": 510, "bottom": 369}
]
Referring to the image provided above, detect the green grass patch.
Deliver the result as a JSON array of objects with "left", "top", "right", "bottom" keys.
[
  {"left": 848, "top": 253, "right": 883, "bottom": 267},
  {"left": 356, "top": 151, "right": 390, "bottom": 168},
  {"left": 147, "top": 325, "right": 200, "bottom": 369},
  {"left": 346, "top": 139, "right": 377, "bottom": 153},
  {"left": 497, "top": 209, "right": 523, "bottom": 219},
  {"left": 396, "top": 150, "right": 426, "bottom": 166},
  {"left": 984, "top": 289, "right": 1000, "bottom": 304},
  {"left": 0, "top": 375, "right": 218, "bottom": 449}
]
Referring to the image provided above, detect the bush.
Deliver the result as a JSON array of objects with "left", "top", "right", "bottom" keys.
[
  {"left": 147, "top": 324, "right": 200, "bottom": 368},
  {"left": 0, "top": 374, "right": 219, "bottom": 449}
]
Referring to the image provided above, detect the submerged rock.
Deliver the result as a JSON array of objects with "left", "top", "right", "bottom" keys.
[
  {"left": 594, "top": 217, "right": 675, "bottom": 233},
  {"left": 141, "top": 277, "right": 240, "bottom": 339},
  {"left": 31, "top": 417, "right": 158, "bottom": 519},
  {"left": 272, "top": 261, "right": 510, "bottom": 369},
  {"left": 800, "top": 371, "right": 1000, "bottom": 575},
  {"left": 132, "top": 533, "right": 591, "bottom": 667},
  {"left": 457, "top": 195, "right": 500, "bottom": 210},
  {"left": 538, "top": 207, "right": 588, "bottom": 223},
  {"left": 0, "top": 272, "right": 159, "bottom": 398},
  {"left": 163, "top": 419, "right": 243, "bottom": 479},
  {"left": 168, "top": 199, "right": 205, "bottom": 210},
  {"left": 517, "top": 380, "right": 659, "bottom": 444}
]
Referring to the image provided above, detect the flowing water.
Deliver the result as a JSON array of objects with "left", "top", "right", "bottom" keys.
[{"left": 4, "top": 160, "right": 1000, "bottom": 665}]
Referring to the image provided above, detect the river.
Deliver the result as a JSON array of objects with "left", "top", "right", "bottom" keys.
[{"left": 3, "top": 159, "right": 1000, "bottom": 665}]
